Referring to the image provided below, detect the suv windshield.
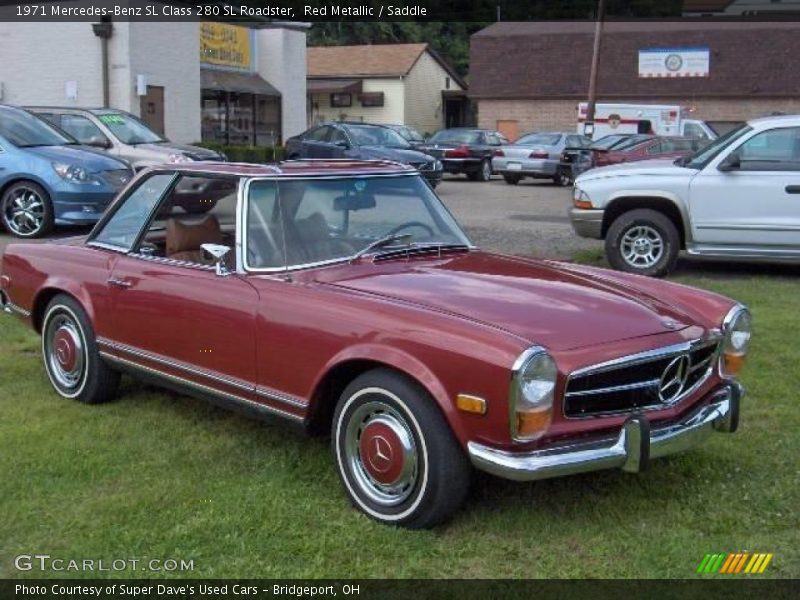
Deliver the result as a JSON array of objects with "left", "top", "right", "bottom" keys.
[
  {"left": 246, "top": 175, "right": 471, "bottom": 270},
  {"left": 346, "top": 125, "right": 410, "bottom": 148},
  {"left": 93, "top": 111, "right": 165, "bottom": 145},
  {"left": 0, "top": 108, "right": 77, "bottom": 148},
  {"left": 683, "top": 124, "right": 753, "bottom": 169}
]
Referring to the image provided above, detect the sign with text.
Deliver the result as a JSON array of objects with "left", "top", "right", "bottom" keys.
[
  {"left": 638, "top": 47, "right": 710, "bottom": 78},
  {"left": 200, "top": 22, "right": 252, "bottom": 71}
]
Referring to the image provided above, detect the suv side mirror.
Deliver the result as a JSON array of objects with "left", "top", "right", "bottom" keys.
[
  {"left": 201, "top": 244, "right": 232, "bottom": 277},
  {"left": 718, "top": 153, "right": 741, "bottom": 172}
]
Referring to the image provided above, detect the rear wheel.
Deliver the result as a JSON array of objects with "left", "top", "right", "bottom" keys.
[
  {"left": 503, "top": 174, "right": 522, "bottom": 185},
  {"left": 1, "top": 181, "right": 54, "bottom": 238},
  {"left": 605, "top": 209, "right": 680, "bottom": 277},
  {"left": 332, "top": 369, "right": 470, "bottom": 528},
  {"left": 476, "top": 159, "right": 492, "bottom": 182},
  {"left": 554, "top": 167, "right": 573, "bottom": 187},
  {"left": 42, "top": 294, "right": 119, "bottom": 404}
]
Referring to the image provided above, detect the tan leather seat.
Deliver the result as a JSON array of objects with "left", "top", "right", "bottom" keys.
[{"left": 166, "top": 215, "right": 224, "bottom": 264}]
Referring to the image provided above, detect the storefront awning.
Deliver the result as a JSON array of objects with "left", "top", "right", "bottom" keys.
[
  {"left": 201, "top": 69, "right": 281, "bottom": 96},
  {"left": 307, "top": 79, "right": 363, "bottom": 95}
]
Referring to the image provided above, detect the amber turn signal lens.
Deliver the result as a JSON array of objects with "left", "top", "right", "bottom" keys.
[
  {"left": 723, "top": 353, "right": 746, "bottom": 377},
  {"left": 574, "top": 200, "right": 593, "bottom": 209},
  {"left": 456, "top": 394, "right": 487, "bottom": 415},
  {"left": 516, "top": 408, "right": 552, "bottom": 439}
]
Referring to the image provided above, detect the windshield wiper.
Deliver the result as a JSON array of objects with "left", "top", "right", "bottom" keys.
[
  {"left": 349, "top": 233, "right": 414, "bottom": 263},
  {"left": 372, "top": 242, "right": 472, "bottom": 262}
]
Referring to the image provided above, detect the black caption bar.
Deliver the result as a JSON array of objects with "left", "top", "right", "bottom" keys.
[{"left": 3, "top": 579, "right": 799, "bottom": 600}]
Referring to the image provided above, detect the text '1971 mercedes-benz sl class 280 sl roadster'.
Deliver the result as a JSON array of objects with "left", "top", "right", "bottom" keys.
[{"left": 0, "top": 159, "right": 751, "bottom": 528}]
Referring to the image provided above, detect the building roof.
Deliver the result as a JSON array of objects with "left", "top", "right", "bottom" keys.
[
  {"left": 470, "top": 21, "right": 800, "bottom": 100},
  {"left": 200, "top": 69, "right": 280, "bottom": 96},
  {"left": 307, "top": 43, "right": 466, "bottom": 88}
]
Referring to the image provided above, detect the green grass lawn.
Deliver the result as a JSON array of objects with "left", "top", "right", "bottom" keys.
[{"left": 1, "top": 259, "right": 798, "bottom": 579}]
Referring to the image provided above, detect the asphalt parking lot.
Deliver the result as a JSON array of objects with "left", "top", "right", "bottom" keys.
[{"left": 0, "top": 176, "right": 600, "bottom": 260}]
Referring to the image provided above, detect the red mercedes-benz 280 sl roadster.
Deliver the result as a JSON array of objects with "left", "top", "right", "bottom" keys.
[{"left": 0, "top": 160, "right": 750, "bottom": 528}]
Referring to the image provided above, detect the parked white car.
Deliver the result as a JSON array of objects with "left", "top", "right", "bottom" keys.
[{"left": 570, "top": 114, "right": 800, "bottom": 276}]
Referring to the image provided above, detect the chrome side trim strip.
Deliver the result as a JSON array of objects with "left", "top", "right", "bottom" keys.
[
  {"left": 98, "top": 338, "right": 308, "bottom": 409},
  {"left": 99, "top": 351, "right": 304, "bottom": 423},
  {"left": 6, "top": 302, "right": 31, "bottom": 317}
]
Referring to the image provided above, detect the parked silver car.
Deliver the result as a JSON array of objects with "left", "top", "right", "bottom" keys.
[
  {"left": 27, "top": 107, "right": 224, "bottom": 170},
  {"left": 492, "top": 132, "right": 592, "bottom": 186}
]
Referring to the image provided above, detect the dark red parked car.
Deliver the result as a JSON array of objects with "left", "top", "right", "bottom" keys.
[
  {"left": 0, "top": 159, "right": 750, "bottom": 528},
  {"left": 594, "top": 136, "right": 705, "bottom": 167}
]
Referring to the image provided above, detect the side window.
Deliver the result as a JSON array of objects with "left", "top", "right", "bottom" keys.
[
  {"left": 60, "top": 115, "right": 109, "bottom": 145},
  {"left": 35, "top": 113, "right": 60, "bottom": 128},
  {"left": 92, "top": 173, "right": 175, "bottom": 250},
  {"left": 737, "top": 127, "right": 800, "bottom": 169},
  {"left": 138, "top": 175, "right": 239, "bottom": 265},
  {"left": 683, "top": 122, "right": 708, "bottom": 141},
  {"left": 647, "top": 141, "right": 663, "bottom": 154},
  {"left": 329, "top": 127, "right": 348, "bottom": 145},
  {"left": 246, "top": 180, "right": 281, "bottom": 269},
  {"left": 306, "top": 126, "right": 331, "bottom": 142}
]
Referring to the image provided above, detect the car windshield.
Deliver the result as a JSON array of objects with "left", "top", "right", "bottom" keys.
[
  {"left": 93, "top": 111, "right": 166, "bottom": 144},
  {"left": 515, "top": 133, "right": 561, "bottom": 146},
  {"left": 683, "top": 124, "right": 753, "bottom": 169},
  {"left": 429, "top": 130, "right": 481, "bottom": 144},
  {"left": 590, "top": 134, "right": 631, "bottom": 150},
  {"left": 346, "top": 125, "right": 410, "bottom": 148},
  {"left": 0, "top": 108, "right": 77, "bottom": 147},
  {"left": 246, "top": 175, "right": 471, "bottom": 270},
  {"left": 609, "top": 135, "right": 654, "bottom": 152},
  {"left": 393, "top": 125, "right": 424, "bottom": 142}
]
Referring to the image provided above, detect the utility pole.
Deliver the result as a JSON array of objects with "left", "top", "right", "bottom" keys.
[{"left": 584, "top": 0, "right": 605, "bottom": 137}]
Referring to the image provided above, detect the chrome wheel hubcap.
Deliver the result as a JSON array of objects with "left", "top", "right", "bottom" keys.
[
  {"left": 344, "top": 400, "right": 418, "bottom": 507},
  {"left": 621, "top": 225, "right": 664, "bottom": 269},
  {"left": 482, "top": 162, "right": 491, "bottom": 180},
  {"left": 3, "top": 187, "right": 45, "bottom": 235},
  {"left": 45, "top": 314, "right": 85, "bottom": 390}
]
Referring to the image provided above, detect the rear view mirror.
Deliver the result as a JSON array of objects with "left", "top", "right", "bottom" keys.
[
  {"left": 718, "top": 153, "right": 741, "bottom": 172},
  {"left": 334, "top": 193, "right": 376, "bottom": 212}
]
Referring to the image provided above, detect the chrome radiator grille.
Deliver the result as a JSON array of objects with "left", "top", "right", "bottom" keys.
[{"left": 564, "top": 339, "right": 719, "bottom": 418}]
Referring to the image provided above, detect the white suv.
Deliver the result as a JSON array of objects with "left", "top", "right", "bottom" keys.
[{"left": 570, "top": 114, "right": 800, "bottom": 276}]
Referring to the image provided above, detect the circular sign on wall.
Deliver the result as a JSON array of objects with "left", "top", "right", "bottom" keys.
[{"left": 665, "top": 54, "right": 683, "bottom": 72}]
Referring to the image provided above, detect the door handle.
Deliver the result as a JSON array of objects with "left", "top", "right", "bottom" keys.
[
  {"left": 107, "top": 277, "right": 132, "bottom": 289},
  {"left": 785, "top": 185, "right": 800, "bottom": 194}
]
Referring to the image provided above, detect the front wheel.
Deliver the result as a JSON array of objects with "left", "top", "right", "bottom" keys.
[
  {"left": 554, "top": 167, "right": 573, "bottom": 187},
  {"left": 503, "top": 174, "right": 522, "bottom": 185},
  {"left": 42, "top": 294, "right": 120, "bottom": 403},
  {"left": 332, "top": 369, "right": 470, "bottom": 528},
  {"left": 1, "top": 181, "right": 54, "bottom": 238},
  {"left": 605, "top": 209, "right": 680, "bottom": 277}
]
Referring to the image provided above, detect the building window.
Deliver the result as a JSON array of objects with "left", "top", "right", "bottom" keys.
[
  {"left": 445, "top": 77, "right": 451, "bottom": 90},
  {"left": 359, "top": 92, "right": 384, "bottom": 107},
  {"left": 202, "top": 89, "right": 281, "bottom": 146},
  {"left": 330, "top": 93, "right": 352, "bottom": 108}
]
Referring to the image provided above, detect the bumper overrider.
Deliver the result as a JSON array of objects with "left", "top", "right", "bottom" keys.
[{"left": 468, "top": 382, "right": 742, "bottom": 482}]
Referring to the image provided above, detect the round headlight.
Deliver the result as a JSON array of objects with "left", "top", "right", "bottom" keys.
[
  {"left": 720, "top": 306, "right": 751, "bottom": 377},
  {"left": 511, "top": 349, "right": 557, "bottom": 442}
]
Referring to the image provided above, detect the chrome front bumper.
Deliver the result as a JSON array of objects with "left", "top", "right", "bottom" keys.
[{"left": 468, "top": 383, "right": 742, "bottom": 482}]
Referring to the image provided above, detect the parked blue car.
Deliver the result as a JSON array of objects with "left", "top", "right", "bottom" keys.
[{"left": 0, "top": 104, "right": 133, "bottom": 238}]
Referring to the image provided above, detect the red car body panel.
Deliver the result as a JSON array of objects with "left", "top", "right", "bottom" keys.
[
  {"left": 0, "top": 161, "right": 739, "bottom": 455},
  {"left": 594, "top": 137, "right": 699, "bottom": 167}
]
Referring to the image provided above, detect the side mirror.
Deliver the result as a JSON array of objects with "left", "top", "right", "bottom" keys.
[
  {"left": 718, "top": 153, "right": 741, "bottom": 172},
  {"left": 88, "top": 136, "right": 112, "bottom": 149},
  {"left": 201, "top": 244, "right": 232, "bottom": 277},
  {"left": 334, "top": 140, "right": 350, "bottom": 149}
]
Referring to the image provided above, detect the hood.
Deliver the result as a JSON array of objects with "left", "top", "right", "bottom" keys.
[
  {"left": 132, "top": 142, "right": 222, "bottom": 161},
  {"left": 358, "top": 145, "right": 435, "bottom": 163},
  {"left": 25, "top": 145, "right": 129, "bottom": 171},
  {"left": 576, "top": 159, "right": 694, "bottom": 182},
  {"left": 321, "top": 252, "right": 696, "bottom": 351}
]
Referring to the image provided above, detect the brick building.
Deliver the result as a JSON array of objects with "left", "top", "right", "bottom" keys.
[{"left": 469, "top": 21, "right": 800, "bottom": 140}]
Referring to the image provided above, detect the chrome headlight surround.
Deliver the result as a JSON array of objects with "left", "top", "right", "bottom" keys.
[
  {"left": 509, "top": 347, "right": 558, "bottom": 442},
  {"left": 719, "top": 304, "right": 752, "bottom": 378}
]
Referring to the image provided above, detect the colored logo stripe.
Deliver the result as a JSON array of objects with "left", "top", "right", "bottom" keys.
[{"left": 697, "top": 553, "right": 773, "bottom": 574}]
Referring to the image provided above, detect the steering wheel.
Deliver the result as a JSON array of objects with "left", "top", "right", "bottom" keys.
[{"left": 385, "top": 221, "right": 435, "bottom": 238}]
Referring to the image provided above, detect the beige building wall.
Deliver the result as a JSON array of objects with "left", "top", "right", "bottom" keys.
[
  {"left": 311, "top": 78, "right": 406, "bottom": 125},
  {"left": 404, "top": 52, "right": 463, "bottom": 136},
  {"left": 477, "top": 97, "right": 800, "bottom": 136}
]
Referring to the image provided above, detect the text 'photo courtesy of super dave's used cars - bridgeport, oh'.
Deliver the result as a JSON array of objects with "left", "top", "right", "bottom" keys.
[{"left": 0, "top": 159, "right": 752, "bottom": 528}]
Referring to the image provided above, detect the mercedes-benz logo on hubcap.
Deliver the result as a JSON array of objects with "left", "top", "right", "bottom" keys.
[
  {"left": 659, "top": 355, "right": 691, "bottom": 403},
  {"left": 368, "top": 435, "right": 393, "bottom": 472}
]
